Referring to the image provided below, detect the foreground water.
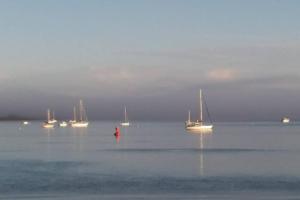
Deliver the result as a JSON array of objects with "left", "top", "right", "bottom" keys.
[{"left": 0, "top": 121, "right": 300, "bottom": 199}]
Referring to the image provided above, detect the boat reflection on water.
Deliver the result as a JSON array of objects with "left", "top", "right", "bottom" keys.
[
  {"left": 70, "top": 127, "right": 87, "bottom": 156},
  {"left": 186, "top": 128, "right": 213, "bottom": 135},
  {"left": 115, "top": 134, "right": 121, "bottom": 143},
  {"left": 199, "top": 133, "right": 204, "bottom": 176},
  {"left": 186, "top": 129, "right": 212, "bottom": 176}
]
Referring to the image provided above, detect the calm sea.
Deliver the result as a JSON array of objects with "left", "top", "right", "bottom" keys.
[{"left": 0, "top": 121, "right": 300, "bottom": 199}]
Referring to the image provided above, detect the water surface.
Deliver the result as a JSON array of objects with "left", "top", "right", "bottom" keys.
[{"left": 0, "top": 121, "right": 300, "bottom": 199}]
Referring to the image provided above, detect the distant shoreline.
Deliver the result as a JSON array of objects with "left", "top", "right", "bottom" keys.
[
  {"left": 0, "top": 115, "right": 37, "bottom": 121},
  {"left": 0, "top": 115, "right": 295, "bottom": 123}
]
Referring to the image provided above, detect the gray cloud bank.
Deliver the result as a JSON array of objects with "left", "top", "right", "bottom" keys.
[{"left": 1, "top": 43, "right": 300, "bottom": 121}]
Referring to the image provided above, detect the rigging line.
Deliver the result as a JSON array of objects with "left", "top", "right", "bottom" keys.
[
  {"left": 84, "top": 107, "right": 88, "bottom": 121},
  {"left": 203, "top": 95, "right": 213, "bottom": 123}
]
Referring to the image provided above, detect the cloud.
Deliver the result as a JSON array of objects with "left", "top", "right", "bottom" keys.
[
  {"left": 90, "top": 66, "right": 167, "bottom": 95},
  {"left": 239, "top": 75, "right": 300, "bottom": 90},
  {"left": 89, "top": 65, "right": 204, "bottom": 97},
  {"left": 93, "top": 66, "right": 149, "bottom": 84},
  {"left": 205, "top": 68, "right": 239, "bottom": 82}
]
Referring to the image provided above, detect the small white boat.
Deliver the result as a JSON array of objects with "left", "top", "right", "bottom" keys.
[
  {"left": 120, "top": 106, "right": 130, "bottom": 126},
  {"left": 69, "top": 107, "right": 77, "bottom": 124},
  {"left": 43, "top": 122, "right": 54, "bottom": 128},
  {"left": 281, "top": 117, "right": 290, "bottom": 124},
  {"left": 71, "top": 100, "right": 89, "bottom": 128},
  {"left": 185, "top": 89, "right": 213, "bottom": 131},
  {"left": 23, "top": 121, "right": 29, "bottom": 125},
  {"left": 59, "top": 121, "right": 68, "bottom": 127}
]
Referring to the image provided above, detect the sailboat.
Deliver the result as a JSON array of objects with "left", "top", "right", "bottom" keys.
[
  {"left": 120, "top": 106, "right": 130, "bottom": 126},
  {"left": 43, "top": 109, "right": 55, "bottom": 128},
  {"left": 185, "top": 89, "right": 213, "bottom": 131},
  {"left": 48, "top": 111, "right": 57, "bottom": 124},
  {"left": 71, "top": 100, "right": 89, "bottom": 128},
  {"left": 69, "top": 106, "right": 77, "bottom": 124},
  {"left": 185, "top": 110, "right": 192, "bottom": 126}
]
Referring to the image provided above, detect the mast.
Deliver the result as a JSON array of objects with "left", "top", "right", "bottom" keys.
[
  {"left": 200, "top": 89, "right": 203, "bottom": 122},
  {"left": 73, "top": 106, "right": 76, "bottom": 121},
  {"left": 124, "top": 106, "right": 127, "bottom": 122},
  {"left": 188, "top": 110, "right": 191, "bottom": 122},
  {"left": 83, "top": 105, "right": 88, "bottom": 121},
  {"left": 47, "top": 109, "right": 50, "bottom": 121},
  {"left": 79, "top": 100, "right": 83, "bottom": 121}
]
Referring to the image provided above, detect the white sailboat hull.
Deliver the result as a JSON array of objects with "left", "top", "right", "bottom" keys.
[
  {"left": 186, "top": 124, "right": 213, "bottom": 130},
  {"left": 120, "top": 122, "right": 130, "bottom": 126},
  {"left": 71, "top": 122, "right": 89, "bottom": 127},
  {"left": 43, "top": 123, "right": 54, "bottom": 128}
]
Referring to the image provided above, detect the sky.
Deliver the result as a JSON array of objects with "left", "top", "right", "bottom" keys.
[{"left": 0, "top": 0, "right": 300, "bottom": 121}]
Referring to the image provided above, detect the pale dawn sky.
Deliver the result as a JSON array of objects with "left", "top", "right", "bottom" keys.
[{"left": 0, "top": 0, "right": 300, "bottom": 121}]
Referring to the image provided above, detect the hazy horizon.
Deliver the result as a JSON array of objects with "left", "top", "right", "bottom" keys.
[{"left": 0, "top": 0, "right": 300, "bottom": 121}]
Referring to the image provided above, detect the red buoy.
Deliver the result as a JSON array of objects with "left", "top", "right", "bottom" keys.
[{"left": 114, "top": 127, "right": 120, "bottom": 137}]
